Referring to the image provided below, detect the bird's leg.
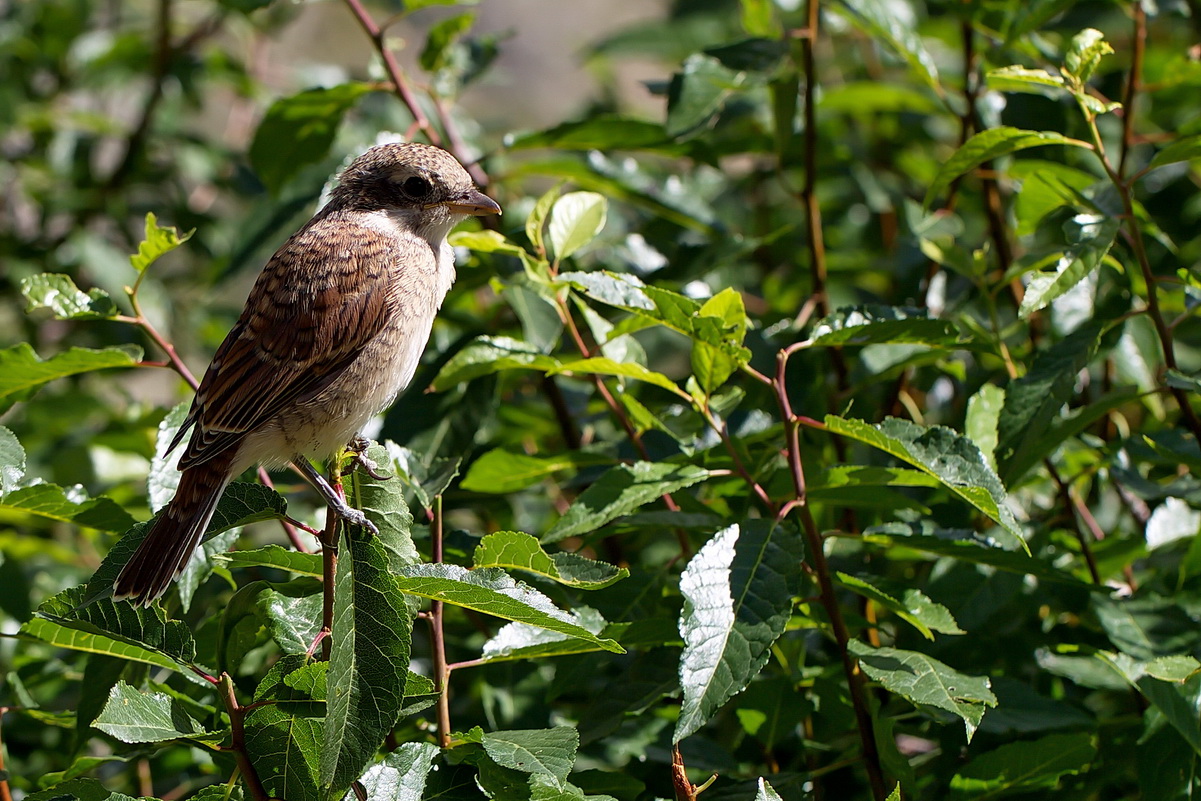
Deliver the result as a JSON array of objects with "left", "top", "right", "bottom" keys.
[
  {"left": 346, "top": 435, "right": 392, "bottom": 481},
  {"left": 292, "top": 457, "right": 380, "bottom": 536}
]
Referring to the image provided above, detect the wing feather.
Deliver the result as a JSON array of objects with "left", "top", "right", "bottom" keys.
[{"left": 175, "top": 213, "right": 400, "bottom": 470}]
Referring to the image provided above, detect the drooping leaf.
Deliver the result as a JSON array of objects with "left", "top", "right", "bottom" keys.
[
  {"left": 473, "top": 531, "right": 628, "bottom": 589},
  {"left": 835, "top": 572, "right": 963, "bottom": 640},
  {"left": 544, "top": 462, "right": 712, "bottom": 543},
  {"left": 995, "top": 323, "right": 1103, "bottom": 485},
  {"left": 849, "top": 640, "right": 997, "bottom": 741},
  {"left": 824, "top": 416, "right": 1024, "bottom": 549},
  {"left": 674, "top": 521, "right": 804, "bottom": 742}
]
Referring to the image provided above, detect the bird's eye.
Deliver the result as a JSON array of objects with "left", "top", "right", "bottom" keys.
[{"left": 401, "top": 176, "right": 433, "bottom": 200}]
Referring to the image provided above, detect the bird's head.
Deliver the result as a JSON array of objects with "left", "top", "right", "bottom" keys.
[{"left": 332, "top": 142, "right": 500, "bottom": 239}]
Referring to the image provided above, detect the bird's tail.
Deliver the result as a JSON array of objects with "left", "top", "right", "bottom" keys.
[{"left": 113, "top": 453, "right": 235, "bottom": 606}]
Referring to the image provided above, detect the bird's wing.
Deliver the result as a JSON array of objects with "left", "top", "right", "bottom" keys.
[{"left": 174, "top": 214, "right": 409, "bottom": 470}]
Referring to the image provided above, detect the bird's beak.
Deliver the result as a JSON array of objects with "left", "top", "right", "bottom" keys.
[{"left": 439, "top": 190, "right": 502, "bottom": 217}]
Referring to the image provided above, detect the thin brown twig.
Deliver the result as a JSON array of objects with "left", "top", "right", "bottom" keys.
[
  {"left": 775, "top": 348, "right": 888, "bottom": 801},
  {"left": 1117, "top": 0, "right": 1148, "bottom": 179},
  {"left": 219, "top": 673, "right": 270, "bottom": 801},
  {"left": 430, "top": 495, "right": 452, "bottom": 747}
]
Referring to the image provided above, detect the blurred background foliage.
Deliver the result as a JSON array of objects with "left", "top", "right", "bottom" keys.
[{"left": 2, "top": 0, "right": 1201, "bottom": 798}]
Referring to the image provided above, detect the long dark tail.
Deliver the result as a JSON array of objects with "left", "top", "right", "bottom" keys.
[{"left": 113, "top": 454, "right": 235, "bottom": 606}]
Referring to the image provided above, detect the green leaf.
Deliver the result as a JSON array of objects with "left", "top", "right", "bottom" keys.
[
  {"left": 449, "top": 229, "right": 530, "bottom": 258},
  {"left": 23, "top": 778, "right": 142, "bottom": 801},
  {"left": 986, "top": 65, "right": 1067, "bottom": 96},
  {"left": 432, "top": 335, "right": 562, "bottom": 391},
  {"left": 129, "top": 212, "right": 194, "bottom": 274},
  {"left": 393, "top": 563, "right": 623, "bottom": 653},
  {"left": 249, "top": 83, "right": 373, "bottom": 194},
  {"left": 355, "top": 742, "right": 442, "bottom": 800},
  {"left": 549, "top": 191, "right": 607, "bottom": 260},
  {"left": 544, "top": 462, "right": 712, "bottom": 543},
  {"left": 818, "top": 82, "right": 942, "bottom": 115},
  {"left": 218, "top": 544, "right": 323, "bottom": 577},
  {"left": 966, "top": 384, "right": 1005, "bottom": 472},
  {"left": 0, "top": 426, "right": 24, "bottom": 493},
  {"left": 462, "top": 448, "right": 612, "bottom": 494},
  {"left": 20, "top": 616, "right": 191, "bottom": 676},
  {"left": 832, "top": 0, "right": 940, "bottom": 92},
  {"left": 482, "top": 727, "right": 579, "bottom": 789},
  {"left": 835, "top": 572, "right": 963, "bottom": 640},
  {"left": 20, "top": 273, "right": 118, "bottom": 320},
  {"left": 853, "top": 528, "right": 1093, "bottom": 588},
  {"left": 848, "top": 640, "right": 997, "bottom": 741},
  {"left": 24, "top": 588, "right": 208, "bottom": 685},
  {"left": 1018, "top": 212, "right": 1119, "bottom": 318},
  {"left": 995, "top": 323, "right": 1102, "bottom": 485},
  {"left": 220, "top": 579, "right": 322, "bottom": 671},
  {"left": 806, "top": 306, "right": 960, "bottom": 347},
  {"left": 1063, "top": 28, "right": 1112, "bottom": 85},
  {"left": 93, "top": 680, "right": 218, "bottom": 744},
  {"left": 924, "top": 128, "right": 1088, "bottom": 207},
  {"left": 321, "top": 492, "right": 416, "bottom": 792},
  {"left": 507, "top": 117, "right": 688, "bottom": 155},
  {"left": 824, "top": 416, "right": 1024, "bottom": 549},
  {"left": 247, "top": 656, "right": 326, "bottom": 801},
  {"left": 473, "top": 531, "right": 628, "bottom": 589},
  {"left": 675, "top": 521, "right": 804, "bottom": 742},
  {"left": 1149, "top": 134, "right": 1201, "bottom": 170},
  {"left": 950, "top": 732, "right": 1096, "bottom": 799},
  {"left": 0, "top": 484, "right": 137, "bottom": 532},
  {"left": 551, "top": 357, "right": 685, "bottom": 397},
  {"left": 692, "top": 289, "right": 750, "bottom": 392},
  {"left": 666, "top": 54, "right": 745, "bottom": 138},
  {"left": 420, "top": 12, "right": 475, "bottom": 72},
  {"left": 345, "top": 440, "right": 421, "bottom": 570},
  {"left": 1166, "top": 369, "right": 1201, "bottom": 393},
  {"left": 0, "top": 343, "right": 143, "bottom": 411},
  {"left": 755, "top": 778, "right": 785, "bottom": 801},
  {"left": 481, "top": 607, "right": 614, "bottom": 662}
]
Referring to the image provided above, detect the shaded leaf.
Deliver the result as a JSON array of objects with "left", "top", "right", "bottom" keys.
[
  {"left": 432, "top": 336, "right": 561, "bottom": 391},
  {"left": 849, "top": 640, "right": 997, "bottom": 741},
  {"left": 544, "top": 462, "right": 712, "bottom": 543},
  {"left": 824, "top": 416, "right": 1024, "bottom": 549},
  {"left": 950, "top": 732, "right": 1096, "bottom": 799},
  {"left": 806, "top": 306, "right": 960, "bottom": 347},
  {"left": 249, "top": 84, "right": 373, "bottom": 194}
]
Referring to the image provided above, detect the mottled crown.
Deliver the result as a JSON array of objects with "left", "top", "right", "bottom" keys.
[{"left": 331, "top": 142, "right": 478, "bottom": 212}]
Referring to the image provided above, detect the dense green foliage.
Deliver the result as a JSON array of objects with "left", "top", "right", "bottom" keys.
[{"left": 2, "top": 0, "right": 1200, "bottom": 799}]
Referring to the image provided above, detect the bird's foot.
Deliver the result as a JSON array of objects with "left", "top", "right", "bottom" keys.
[
  {"left": 346, "top": 436, "right": 392, "bottom": 481},
  {"left": 292, "top": 457, "right": 380, "bottom": 536}
]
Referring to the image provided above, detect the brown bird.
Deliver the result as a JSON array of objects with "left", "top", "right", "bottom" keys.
[{"left": 113, "top": 142, "right": 500, "bottom": 605}]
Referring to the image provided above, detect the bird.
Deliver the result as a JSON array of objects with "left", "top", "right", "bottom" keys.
[{"left": 113, "top": 142, "right": 501, "bottom": 605}]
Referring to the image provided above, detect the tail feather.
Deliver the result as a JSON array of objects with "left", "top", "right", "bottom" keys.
[{"left": 113, "top": 456, "right": 235, "bottom": 606}]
